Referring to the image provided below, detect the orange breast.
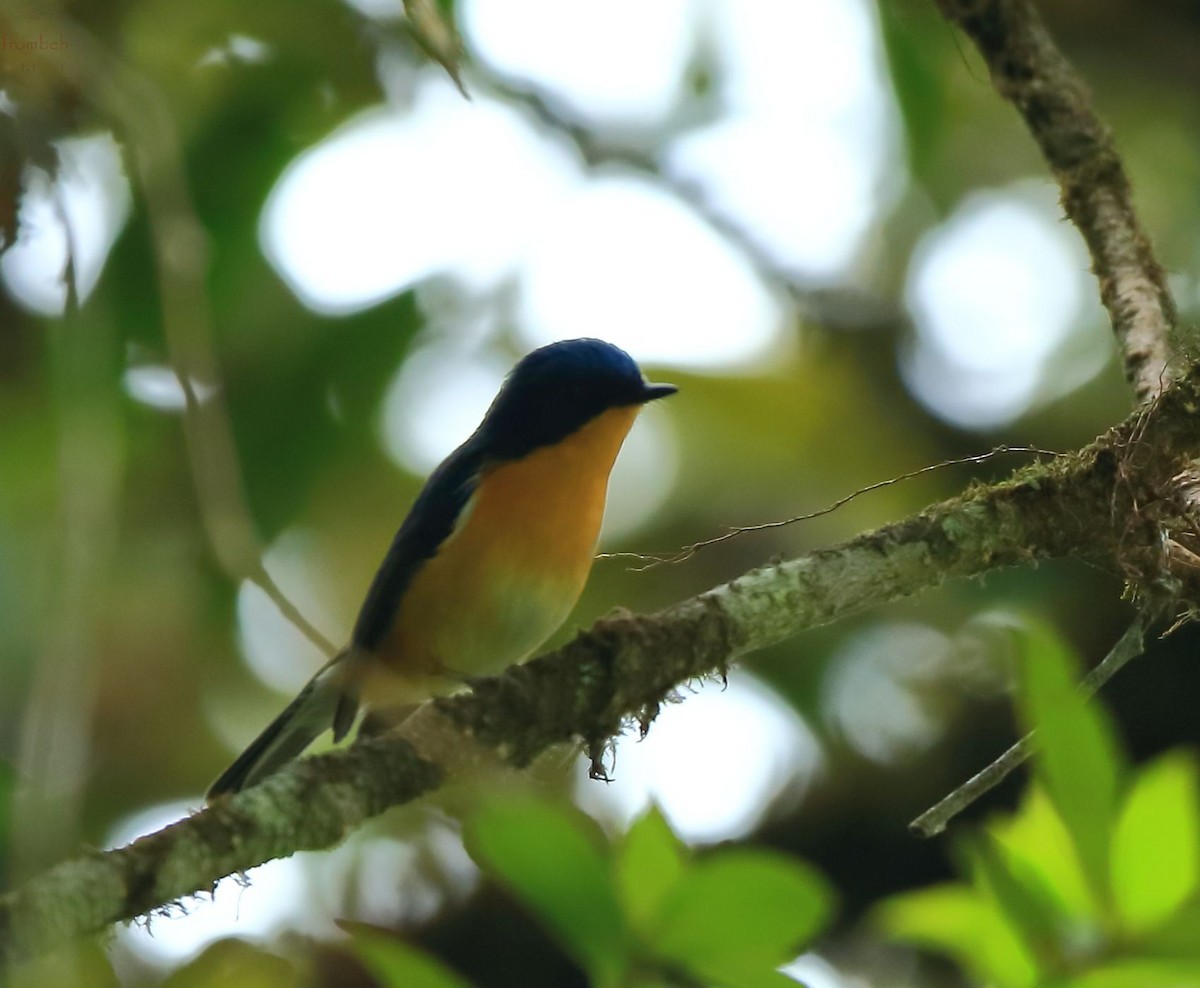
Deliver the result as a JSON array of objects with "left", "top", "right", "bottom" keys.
[{"left": 371, "top": 405, "right": 641, "bottom": 695}]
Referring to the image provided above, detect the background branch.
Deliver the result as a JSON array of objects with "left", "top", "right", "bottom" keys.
[
  {"left": 7, "top": 5, "right": 341, "bottom": 659},
  {"left": 934, "top": 0, "right": 1178, "bottom": 403}
]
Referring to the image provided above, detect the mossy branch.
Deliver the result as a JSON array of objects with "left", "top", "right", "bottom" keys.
[
  {"left": 1, "top": 0, "right": 1190, "bottom": 970},
  {"left": 7, "top": 362, "right": 1200, "bottom": 963}
]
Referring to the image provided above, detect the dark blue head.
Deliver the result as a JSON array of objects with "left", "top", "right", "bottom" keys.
[{"left": 479, "top": 338, "right": 676, "bottom": 459}]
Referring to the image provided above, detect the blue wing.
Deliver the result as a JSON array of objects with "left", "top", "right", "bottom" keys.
[
  {"left": 333, "top": 436, "right": 484, "bottom": 739},
  {"left": 208, "top": 436, "right": 487, "bottom": 797},
  {"left": 351, "top": 435, "right": 485, "bottom": 651}
]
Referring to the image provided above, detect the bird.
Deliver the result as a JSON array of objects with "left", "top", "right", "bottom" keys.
[{"left": 207, "top": 338, "right": 676, "bottom": 799}]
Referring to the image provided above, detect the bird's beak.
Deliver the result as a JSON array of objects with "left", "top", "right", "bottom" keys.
[{"left": 640, "top": 382, "right": 678, "bottom": 403}]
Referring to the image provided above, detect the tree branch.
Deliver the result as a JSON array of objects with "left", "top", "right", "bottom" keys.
[
  {"left": 2, "top": 0, "right": 1192, "bottom": 969},
  {"left": 934, "top": 0, "right": 1178, "bottom": 403},
  {"left": 7, "top": 361, "right": 1200, "bottom": 962}
]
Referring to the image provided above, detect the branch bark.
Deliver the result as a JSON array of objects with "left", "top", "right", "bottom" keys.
[
  {"left": 934, "top": 0, "right": 1178, "bottom": 403},
  {"left": 7, "top": 362, "right": 1200, "bottom": 962}
]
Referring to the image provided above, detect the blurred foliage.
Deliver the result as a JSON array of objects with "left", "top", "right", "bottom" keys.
[
  {"left": 155, "top": 941, "right": 303, "bottom": 988},
  {"left": 463, "top": 799, "right": 832, "bottom": 987},
  {"left": 880, "top": 623, "right": 1200, "bottom": 987},
  {"left": 1, "top": 0, "right": 1200, "bottom": 985},
  {"left": 352, "top": 931, "right": 473, "bottom": 988},
  {"left": 6, "top": 942, "right": 121, "bottom": 988}
]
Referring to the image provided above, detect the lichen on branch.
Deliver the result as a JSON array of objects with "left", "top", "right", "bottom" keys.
[{"left": 7, "top": 360, "right": 1200, "bottom": 963}]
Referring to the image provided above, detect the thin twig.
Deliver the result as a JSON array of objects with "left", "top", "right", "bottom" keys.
[
  {"left": 909, "top": 616, "right": 1148, "bottom": 837},
  {"left": 599, "top": 444, "right": 1062, "bottom": 569},
  {"left": 54, "top": 186, "right": 79, "bottom": 317},
  {"left": 403, "top": 0, "right": 468, "bottom": 96},
  {"left": 14, "top": 7, "right": 339, "bottom": 660},
  {"left": 249, "top": 563, "right": 339, "bottom": 657},
  {"left": 13, "top": 189, "right": 119, "bottom": 885}
]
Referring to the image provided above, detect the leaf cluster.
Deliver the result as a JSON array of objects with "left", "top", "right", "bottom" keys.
[
  {"left": 881, "top": 622, "right": 1200, "bottom": 987},
  {"left": 346, "top": 799, "right": 834, "bottom": 988}
]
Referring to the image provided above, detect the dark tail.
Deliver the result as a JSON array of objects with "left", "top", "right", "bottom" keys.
[{"left": 206, "top": 653, "right": 354, "bottom": 801}]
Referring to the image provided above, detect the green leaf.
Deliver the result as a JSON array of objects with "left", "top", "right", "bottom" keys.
[
  {"left": 615, "top": 806, "right": 687, "bottom": 932},
  {"left": 991, "top": 786, "right": 1097, "bottom": 923},
  {"left": 732, "top": 972, "right": 806, "bottom": 988},
  {"left": 1067, "top": 959, "right": 1200, "bottom": 988},
  {"left": 1140, "top": 902, "right": 1200, "bottom": 956},
  {"left": 223, "top": 291, "right": 421, "bottom": 537},
  {"left": 1110, "top": 750, "right": 1200, "bottom": 934},
  {"left": 1016, "top": 619, "right": 1125, "bottom": 903},
  {"left": 0, "top": 759, "right": 12, "bottom": 856},
  {"left": 351, "top": 933, "right": 471, "bottom": 988},
  {"left": 160, "top": 939, "right": 301, "bottom": 988},
  {"left": 466, "top": 796, "right": 628, "bottom": 986},
  {"left": 632, "top": 974, "right": 797, "bottom": 988},
  {"left": 877, "top": 884, "right": 1038, "bottom": 988},
  {"left": 876, "top": 0, "right": 946, "bottom": 182},
  {"left": 652, "top": 849, "right": 833, "bottom": 985},
  {"left": 967, "top": 834, "right": 1065, "bottom": 960}
]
